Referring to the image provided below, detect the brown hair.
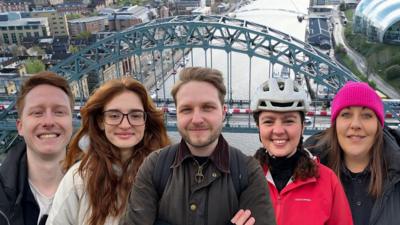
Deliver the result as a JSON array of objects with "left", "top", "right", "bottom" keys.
[
  {"left": 16, "top": 71, "right": 74, "bottom": 116},
  {"left": 171, "top": 67, "right": 226, "bottom": 105},
  {"left": 64, "top": 77, "right": 170, "bottom": 225},
  {"left": 318, "top": 123, "right": 386, "bottom": 198},
  {"left": 253, "top": 111, "right": 318, "bottom": 180}
]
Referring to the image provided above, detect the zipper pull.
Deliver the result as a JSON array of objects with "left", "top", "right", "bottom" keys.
[{"left": 195, "top": 165, "right": 204, "bottom": 183}]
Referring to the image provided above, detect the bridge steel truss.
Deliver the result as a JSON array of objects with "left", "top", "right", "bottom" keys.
[
  {"left": 0, "top": 15, "right": 367, "bottom": 152},
  {"left": 52, "top": 15, "right": 357, "bottom": 89}
]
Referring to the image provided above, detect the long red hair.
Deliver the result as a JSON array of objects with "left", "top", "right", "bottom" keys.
[{"left": 64, "top": 77, "right": 170, "bottom": 225}]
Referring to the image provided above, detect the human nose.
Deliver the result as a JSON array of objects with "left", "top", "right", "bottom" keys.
[
  {"left": 119, "top": 114, "right": 132, "bottom": 127},
  {"left": 41, "top": 112, "right": 56, "bottom": 127},
  {"left": 272, "top": 122, "right": 285, "bottom": 135},
  {"left": 191, "top": 109, "right": 204, "bottom": 124},
  {"left": 349, "top": 114, "right": 362, "bottom": 130}
]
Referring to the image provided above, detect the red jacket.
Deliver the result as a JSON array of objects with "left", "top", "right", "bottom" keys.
[{"left": 263, "top": 162, "right": 353, "bottom": 225}]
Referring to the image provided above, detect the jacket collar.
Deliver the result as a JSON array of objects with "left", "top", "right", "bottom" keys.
[
  {"left": 382, "top": 127, "right": 400, "bottom": 179},
  {"left": 0, "top": 140, "right": 28, "bottom": 204},
  {"left": 172, "top": 135, "right": 230, "bottom": 173}
]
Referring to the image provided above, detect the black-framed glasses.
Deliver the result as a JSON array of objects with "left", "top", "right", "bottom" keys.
[{"left": 103, "top": 110, "right": 146, "bottom": 126}]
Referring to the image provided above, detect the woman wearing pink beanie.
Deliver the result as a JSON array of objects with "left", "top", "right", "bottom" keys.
[{"left": 305, "top": 81, "right": 400, "bottom": 225}]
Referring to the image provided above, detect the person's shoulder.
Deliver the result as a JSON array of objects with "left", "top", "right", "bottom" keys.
[{"left": 315, "top": 163, "right": 341, "bottom": 184}]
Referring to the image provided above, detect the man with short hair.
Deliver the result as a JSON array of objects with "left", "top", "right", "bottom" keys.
[
  {"left": 0, "top": 71, "right": 74, "bottom": 225},
  {"left": 120, "top": 67, "right": 276, "bottom": 225}
]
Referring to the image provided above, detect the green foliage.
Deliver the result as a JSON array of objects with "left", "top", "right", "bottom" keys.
[
  {"left": 385, "top": 65, "right": 400, "bottom": 81},
  {"left": 66, "top": 14, "right": 82, "bottom": 20},
  {"left": 339, "top": 3, "right": 346, "bottom": 11},
  {"left": 25, "top": 58, "right": 45, "bottom": 74},
  {"left": 76, "top": 31, "right": 92, "bottom": 40},
  {"left": 68, "top": 45, "right": 79, "bottom": 54}
]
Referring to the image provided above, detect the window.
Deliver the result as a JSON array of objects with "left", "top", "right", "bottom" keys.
[
  {"left": 0, "top": 27, "right": 7, "bottom": 31},
  {"left": 18, "top": 33, "right": 23, "bottom": 41},
  {"left": 24, "top": 26, "right": 30, "bottom": 29},
  {"left": 16, "top": 26, "right": 23, "bottom": 30},
  {"left": 11, "top": 33, "right": 17, "bottom": 43},
  {"left": 2, "top": 33, "right": 9, "bottom": 44},
  {"left": 8, "top": 26, "right": 15, "bottom": 30},
  {"left": 34, "top": 32, "right": 39, "bottom": 37},
  {"left": 26, "top": 32, "right": 31, "bottom": 38}
]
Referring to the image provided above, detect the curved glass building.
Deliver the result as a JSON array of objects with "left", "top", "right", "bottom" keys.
[{"left": 353, "top": 0, "right": 400, "bottom": 44}]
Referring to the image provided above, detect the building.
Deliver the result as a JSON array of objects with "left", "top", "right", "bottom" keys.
[
  {"left": 55, "top": 2, "right": 90, "bottom": 15},
  {"left": 170, "top": 0, "right": 201, "bottom": 15},
  {"left": 32, "top": 0, "right": 63, "bottom": 7},
  {"left": 102, "top": 6, "right": 153, "bottom": 31},
  {"left": 312, "top": 0, "right": 341, "bottom": 5},
  {"left": 68, "top": 16, "right": 107, "bottom": 37},
  {"left": 0, "top": 2, "right": 29, "bottom": 13},
  {"left": 307, "top": 17, "right": 331, "bottom": 49},
  {"left": 31, "top": 9, "right": 69, "bottom": 37},
  {"left": 353, "top": 0, "right": 400, "bottom": 44},
  {"left": 0, "top": 12, "right": 50, "bottom": 46},
  {"left": 159, "top": 5, "right": 169, "bottom": 18}
]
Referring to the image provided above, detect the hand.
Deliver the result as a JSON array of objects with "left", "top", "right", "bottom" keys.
[{"left": 230, "top": 209, "right": 255, "bottom": 225}]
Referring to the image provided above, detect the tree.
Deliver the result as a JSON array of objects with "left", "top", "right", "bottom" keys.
[
  {"left": 68, "top": 45, "right": 79, "bottom": 54},
  {"left": 25, "top": 58, "right": 45, "bottom": 74},
  {"left": 76, "top": 31, "right": 92, "bottom": 41},
  {"left": 385, "top": 65, "right": 400, "bottom": 81},
  {"left": 66, "top": 14, "right": 82, "bottom": 20},
  {"left": 339, "top": 3, "right": 346, "bottom": 11}
]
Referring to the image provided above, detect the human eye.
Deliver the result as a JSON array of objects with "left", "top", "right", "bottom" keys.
[
  {"left": 284, "top": 119, "right": 295, "bottom": 124},
  {"left": 203, "top": 105, "right": 216, "bottom": 112},
  {"left": 54, "top": 108, "right": 68, "bottom": 117},
  {"left": 361, "top": 112, "right": 374, "bottom": 119},
  {"left": 179, "top": 107, "right": 192, "bottom": 114},
  {"left": 340, "top": 111, "right": 351, "bottom": 118},
  {"left": 106, "top": 111, "right": 121, "bottom": 120},
  {"left": 261, "top": 119, "right": 273, "bottom": 125},
  {"left": 30, "top": 110, "right": 43, "bottom": 117},
  {"left": 129, "top": 111, "right": 144, "bottom": 121}
]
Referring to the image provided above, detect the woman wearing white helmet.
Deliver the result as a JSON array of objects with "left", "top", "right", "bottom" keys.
[{"left": 251, "top": 78, "right": 353, "bottom": 225}]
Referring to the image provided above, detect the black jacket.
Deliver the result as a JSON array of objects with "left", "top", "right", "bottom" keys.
[
  {"left": 0, "top": 141, "right": 42, "bottom": 225},
  {"left": 305, "top": 127, "right": 400, "bottom": 225}
]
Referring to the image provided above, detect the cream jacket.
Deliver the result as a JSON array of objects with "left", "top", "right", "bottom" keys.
[{"left": 46, "top": 162, "right": 120, "bottom": 225}]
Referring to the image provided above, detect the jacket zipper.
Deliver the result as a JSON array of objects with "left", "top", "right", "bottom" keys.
[
  {"left": 276, "top": 194, "right": 282, "bottom": 224},
  {"left": 0, "top": 209, "right": 10, "bottom": 225}
]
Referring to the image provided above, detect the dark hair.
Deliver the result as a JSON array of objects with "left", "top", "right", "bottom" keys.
[
  {"left": 171, "top": 67, "right": 226, "bottom": 105},
  {"left": 317, "top": 123, "right": 386, "bottom": 198},
  {"left": 253, "top": 111, "right": 305, "bottom": 126},
  {"left": 253, "top": 111, "right": 318, "bottom": 180},
  {"left": 254, "top": 136, "right": 319, "bottom": 180},
  {"left": 16, "top": 71, "right": 74, "bottom": 116},
  {"left": 64, "top": 77, "right": 170, "bottom": 225}
]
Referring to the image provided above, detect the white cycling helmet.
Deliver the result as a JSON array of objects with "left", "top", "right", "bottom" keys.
[{"left": 251, "top": 78, "right": 309, "bottom": 113}]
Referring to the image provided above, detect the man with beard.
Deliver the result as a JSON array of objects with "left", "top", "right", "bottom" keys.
[
  {"left": 0, "top": 72, "right": 74, "bottom": 225},
  {"left": 120, "top": 67, "right": 276, "bottom": 225}
]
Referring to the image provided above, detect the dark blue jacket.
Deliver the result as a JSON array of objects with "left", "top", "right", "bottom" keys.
[
  {"left": 0, "top": 141, "right": 43, "bottom": 225},
  {"left": 305, "top": 127, "right": 400, "bottom": 225}
]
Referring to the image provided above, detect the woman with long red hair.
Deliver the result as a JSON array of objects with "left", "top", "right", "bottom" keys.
[{"left": 46, "top": 77, "right": 170, "bottom": 225}]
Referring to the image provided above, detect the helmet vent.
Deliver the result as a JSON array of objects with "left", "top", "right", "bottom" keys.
[{"left": 271, "top": 102, "right": 294, "bottom": 107}]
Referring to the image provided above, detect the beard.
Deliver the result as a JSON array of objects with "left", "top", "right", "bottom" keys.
[{"left": 179, "top": 123, "right": 223, "bottom": 149}]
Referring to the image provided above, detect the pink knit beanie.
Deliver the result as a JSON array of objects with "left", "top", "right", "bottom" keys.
[{"left": 331, "top": 81, "right": 384, "bottom": 126}]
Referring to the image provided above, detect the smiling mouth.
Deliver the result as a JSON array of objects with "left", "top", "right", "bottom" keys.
[
  {"left": 38, "top": 133, "right": 60, "bottom": 139},
  {"left": 272, "top": 139, "right": 287, "bottom": 145}
]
